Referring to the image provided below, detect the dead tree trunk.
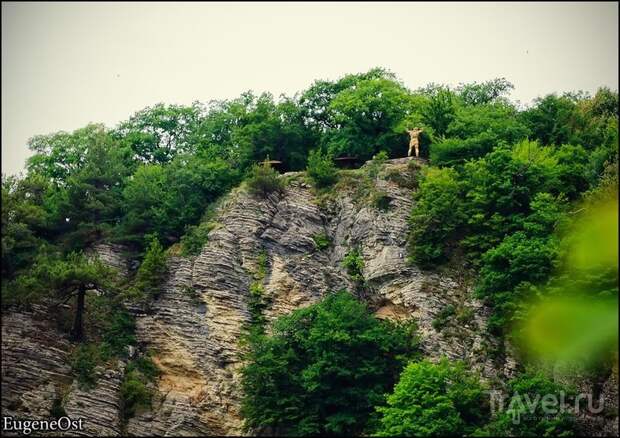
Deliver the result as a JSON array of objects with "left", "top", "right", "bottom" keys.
[{"left": 71, "top": 286, "right": 86, "bottom": 342}]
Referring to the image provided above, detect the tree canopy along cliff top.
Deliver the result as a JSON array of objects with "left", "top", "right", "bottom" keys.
[{"left": 1, "top": 68, "right": 618, "bottom": 437}]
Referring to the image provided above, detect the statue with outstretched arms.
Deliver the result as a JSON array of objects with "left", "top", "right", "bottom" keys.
[{"left": 406, "top": 128, "right": 423, "bottom": 157}]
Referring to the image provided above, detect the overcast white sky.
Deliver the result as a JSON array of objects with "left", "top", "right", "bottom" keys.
[{"left": 2, "top": 1, "right": 618, "bottom": 175}]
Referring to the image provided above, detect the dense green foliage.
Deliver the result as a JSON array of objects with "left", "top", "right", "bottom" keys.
[
  {"left": 2, "top": 69, "right": 617, "bottom": 436},
  {"left": 408, "top": 85, "right": 618, "bottom": 336},
  {"left": 375, "top": 362, "right": 577, "bottom": 437},
  {"left": 1, "top": 175, "right": 49, "bottom": 279},
  {"left": 408, "top": 167, "right": 465, "bottom": 266},
  {"left": 240, "top": 291, "right": 420, "bottom": 436},
  {"left": 118, "top": 154, "right": 238, "bottom": 248},
  {"left": 311, "top": 233, "right": 332, "bottom": 251},
  {"left": 324, "top": 78, "right": 412, "bottom": 160},
  {"left": 180, "top": 221, "right": 216, "bottom": 256},
  {"left": 129, "top": 236, "right": 168, "bottom": 301},
  {"left": 70, "top": 343, "right": 105, "bottom": 388},
  {"left": 306, "top": 149, "right": 338, "bottom": 188},
  {"left": 114, "top": 103, "right": 202, "bottom": 164},
  {"left": 375, "top": 359, "right": 490, "bottom": 437},
  {"left": 120, "top": 355, "right": 161, "bottom": 421},
  {"left": 246, "top": 161, "right": 284, "bottom": 197},
  {"left": 476, "top": 372, "right": 576, "bottom": 437},
  {"left": 341, "top": 248, "right": 365, "bottom": 284}
]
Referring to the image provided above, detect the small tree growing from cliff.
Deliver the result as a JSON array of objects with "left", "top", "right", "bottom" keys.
[
  {"left": 306, "top": 149, "right": 338, "bottom": 188},
  {"left": 12, "top": 251, "right": 117, "bottom": 342},
  {"left": 128, "top": 235, "right": 168, "bottom": 302},
  {"left": 120, "top": 355, "right": 161, "bottom": 421},
  {"left": 246, "top": 160, "right": 284, "bottom": 198},
  {"left": 342, "top": 248, "right": 365, "bottom": 284}
]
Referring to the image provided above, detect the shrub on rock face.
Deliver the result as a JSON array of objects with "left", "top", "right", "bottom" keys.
[
  {"left": 407, "top": 166, "right": 466, "bottom": 267},
  {"left": 246, "top": 161, "right": 284, "bottom": 197},
  {"left": 70, "top": 343, "right": 104, "bottom": 389},
  {"left": 180, "top": 221, "right": 216, "bottom": 256},
  {"left": 312, "top": 233, "right": 332, "bottom": 251},
  {"left": 120, "top": 355, "right": 160, "bottom": 421},
  {"left": 306, "top": 149, "right": 338, "bottom": 188},
  {"left": 372, "top": 190, "right": 391, "bottom": 211},
  {"left": 367, "top": 151, "right": 389, "bottom": 179},
  {"left": 342, "top": 248, "right": 365, "bottom": 284},
  {"left": 127, "top": 235, "right": 168, "bottom": 302}
]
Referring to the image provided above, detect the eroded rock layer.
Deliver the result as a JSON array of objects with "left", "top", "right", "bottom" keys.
[
  {"left": 127, "top": 159, "right": 503, "bottom": 435},
  {"left": 2, "top": 158, "right": 615, "bottom": 436}
]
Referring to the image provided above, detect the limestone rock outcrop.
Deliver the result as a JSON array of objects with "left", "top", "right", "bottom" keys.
[
  {"left": 2, "top": 157, "right": 614, "bottom": 436},
  {"left": 126, "top": 158, "right": 503, "bottom": 435},
  {"left": 1, "top": 306, "right": 124, "bottom": 436}
]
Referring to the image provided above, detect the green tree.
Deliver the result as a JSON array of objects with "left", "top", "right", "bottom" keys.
[
  {"left": 447, "top": 102, "right": 528, "bottom": 143},
  {"left": 22, "top": 124, "right": 135, "bottom": 249},
  {"left": 1, "top": 174, "right": 50, "bottom": 279},
  {"left": 129, "top": 236, "right": 168, "bottom": 302},
  {"left": 375, "top": 359, "right": 490, "bottom": 437},
  {"left": 8, "top": 252, "right": 117, "bottom": 342},
  {"left": 476, "top": 372, "right": 576, "bottom": 436},
  {"left": 246, "top": 161, "right": 284, "bottom": 198},
  {"left": 476, "top": 232, "right": 559, "bottom": 335},
  {"left": 430, "top": 133, "right": 497, "bottom": 168},
  {"left": 120, "top": 355, "right": 160, "bottom": 420},
  {"left": 471, "top": 188, "right": 566, "bottom": 335},
  {"left": 194, "top": 92, "right": 315, "bottom": 172},
  {"left": 456, "top": 78, "right": 515, "bottom": 106},
  {"left": 460, "top": 145, "right": 558, "bottom": 260},
  {"left": 299, "top": 67, "right": 396, "bottom": 132},
  {"left": 324, "top": 77, "right": 413, "bottom": 160},
  {"left": 408, "top": 167, "right": 466, "bottom": 266},
  {"left": 341, "top": 248, "right": 365, "bottom": 284},
  {"left": 227, "top": 93, "right": 305, "bottom": 171},
  {"left": 118, "top": 164, "right": 169, "bottom": 245},
  {"left": 552, "top": 144, "right": 589, "bottom": 200},
  {"left": 58, "top": 136, "right": 133, "bottom": 249},
  {"left": 114, "top": 102, "right": 203, "bottom": 164},
  {"left": 119, "top": 154, "right": 237, "bottom": 247},
  {"left": 27, "top": 124, "right": 122, "bottom": 184},
  {"left": 432, "top": 103, "right": 529, "bottom": 166},
  {"left": 241, "top": 291, "right": 419, "bottom": 436},
  {"left": 520, "top": 93, "right": 579, "bottom": 147},
  {"left": 419, "top": 85, "right": 457, "bottom": 138},
  {"left": 306, "top": 149, "right": 338, "bottom": 188}
]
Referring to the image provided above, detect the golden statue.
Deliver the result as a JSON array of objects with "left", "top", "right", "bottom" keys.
[{"left": 407, "top": 128, "right": 423, "bottom": 157}]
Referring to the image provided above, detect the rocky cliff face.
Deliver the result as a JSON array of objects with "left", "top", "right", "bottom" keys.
[
  {"left": 1, "top": 306, "right": 125, "bottom": 436},
  {"left": 127, "top": 157, "right": 505, "bottom": 435},
  {"left": 1, "top": 158, "right": 616, "bottom": 436}
]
